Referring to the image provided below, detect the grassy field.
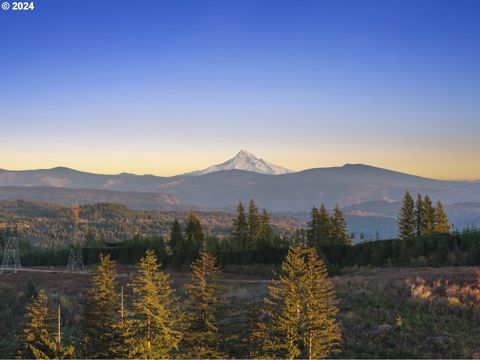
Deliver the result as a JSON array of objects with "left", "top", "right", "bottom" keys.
[{"left": 1, "top": 265, "right": 480, "bottom": 358}]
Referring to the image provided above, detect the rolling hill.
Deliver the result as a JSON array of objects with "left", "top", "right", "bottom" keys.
[{"left": 1, "top": 163, "right": 479, "bottom": 211}]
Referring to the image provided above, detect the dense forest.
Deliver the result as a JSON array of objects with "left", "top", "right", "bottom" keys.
[
  {"left": 3, "top": 194, "right": 478, "bottom": 272},
  {"left": 0, "top": 200, "right": 302, "bottom": 247}
]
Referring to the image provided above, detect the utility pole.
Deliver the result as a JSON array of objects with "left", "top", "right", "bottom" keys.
[
  {"left": 121, "top": 285, "right": 124, "bottom": 319},
  {"left": 0, "top": 223, "right": 28, "bottom": 274},
  {"left": 57, "top": 303, "right": 62, "bottom": 345},
  {"left": 67, "top": 205, "right": 85, "bottom": 272}
]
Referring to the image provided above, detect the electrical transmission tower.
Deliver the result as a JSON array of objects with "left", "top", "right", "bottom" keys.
[
  {"left": 66, "top": 205, "right": 85, "bottom": 272},
  {"left": 0, "top": 223, "right": 28, "bottom": 274}
]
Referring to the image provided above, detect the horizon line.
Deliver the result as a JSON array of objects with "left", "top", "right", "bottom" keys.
[{"left": 0, "top": 163, "right": 478, "bottom": 182}]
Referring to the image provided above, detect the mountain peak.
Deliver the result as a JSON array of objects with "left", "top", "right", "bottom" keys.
[
  {"left": 236, "top": 149, "right": 253, "bottom": 157},
  {"left": 186, "top": 150, "right": 292, "bottom": 176}
]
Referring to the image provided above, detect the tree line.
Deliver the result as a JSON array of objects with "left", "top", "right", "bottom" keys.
[
  {"left": 10, "top": 196, "right": 480, "bottom": 273},
  {"left": 231, "top": 199, "right": 274, "bottom": 251},
  {"left": 306, "top": 204, "right": 352, "bottom": 247},
  {"left": 397, "top": 191, "right": 450, "bottom": 241},
  {"left": 18, "top": 248, "right": 340, "bottom": 359}
]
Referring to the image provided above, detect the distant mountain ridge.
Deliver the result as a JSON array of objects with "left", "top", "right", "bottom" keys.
[
  {"left": 186, "top": 150, "right": 292, "bottom": 176},
  {"left": 0, "top": 186, "right": 183, "bottom": 210},
  {"left": 1, "top": 162, "right": 479, "bottom": 212},
  {"left": 2, "top": 156, "right": 480, "bottom": 239}
]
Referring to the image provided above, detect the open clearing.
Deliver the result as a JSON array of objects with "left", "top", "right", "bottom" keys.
[{"left": 2, "top": 265, "right": 480, "bottom": 358}]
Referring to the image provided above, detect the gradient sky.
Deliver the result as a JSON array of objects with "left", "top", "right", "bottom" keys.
[{"left": 1, "top": 0, "right": 479, "bottom": 179}]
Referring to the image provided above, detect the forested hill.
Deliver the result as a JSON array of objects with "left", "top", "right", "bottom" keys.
[
  {"left": 0, "top": 200, "right": 304, "bottom": 247},
  {"left": 0, "top": 186, "right": 183, "bottom": 210}
]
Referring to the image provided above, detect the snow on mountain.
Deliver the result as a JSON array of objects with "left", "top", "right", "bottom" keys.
[{"left": 186, "top": 150, "right": 293, "bottom": 176}]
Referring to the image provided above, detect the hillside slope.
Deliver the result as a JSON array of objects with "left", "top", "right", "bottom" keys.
[{"left": 1, "top": 164, "right": 479, "bottom": 211}]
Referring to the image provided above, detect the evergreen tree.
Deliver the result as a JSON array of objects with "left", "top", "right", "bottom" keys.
[
  {"left": 81, "top": 254, "right": 118, "bottom": 358},
  {"left": 262, "top": 247, "right": 306, "bottom": 359},
  {"left": 434, "top": 201, "right": 450, "bottom": 233},
  {"left": 185, "top": 213, "right": 205, "bottom": 251},
  {"left": 307, "top": 207, "right": 320, "bottom": 247},
  {"left": 303, "top": 248, "right": 341, "bottom": 358},
  {"left": 169, "top": 218, "right": 184, "bottom": 254},
  {"left": 330, "top": 206, "right": 351, "bottom": 245},
  {"left": 246, "top": 307, "right": 266, "bottom": 359},
  {"left": 247, "top": 199, "right": 260, "bottom": 250},
  {"left": 398, "top": 191, "right": 415, "bottom": 240},
  {"left": 22, "top": 289, "right": 74, "bottom": 359},
  {"left": 257, "top": 208, "right": 273, "bottom": 248},
  {"left": 414, "top": 194, "right": 425, "bottom": 238},
  {"left": 308, "top": 205, "right": 332, "bottom": 247},
  {"left": 233, "top": 202, "right": 249, "bottom": 251},
  {"left": 318, "top": 205, "right": 331, "bottom": 246},
  {"left": 260, "top": 247, "right": 341, "bottom": 359},
  {"left": 110, "top": 285, "right": 131, "bottom": 358},
  {"left": 180, "top": 251, "right": 226, "bottom": 358},
  {"left": 423, "top": 195, "right": 436, "bottom": 235},
  {"left": 125, "top": 249, "right": 183, "bottom": 359}
]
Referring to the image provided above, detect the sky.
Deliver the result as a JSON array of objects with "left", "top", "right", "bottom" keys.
[{"left": 1, "top": 0, "right": 479, "bottom": 180}]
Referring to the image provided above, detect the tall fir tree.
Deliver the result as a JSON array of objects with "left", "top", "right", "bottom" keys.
[
  {"left": 260, "top": 247, "right": 341, "bottom": 359},
  {"left": 169, "top": 218, "right": 184, "bottom": 255},
  {"left": 81, "top": 254, "right": 118, "bottom": 358},
  {"left": 247, "top": 199, "right": 260, "bottom": 250},
  {"left": 261, "top": 247, "right": 306, "bottom": 359},
  {"left": 180, "top": 251, "right": 226, "bottom": 358},
  {"left": 246, "top": 307, "right": 267, "bottom": 359},
  {"left": 22, "top": 289, "right": 74, "bottom": 359},
  {"left": 124, "top": 249, "right": 183, "bottom": 359},
  {"left": 185, "top": 213, "right": 205, "bottom": 251},
  {"left": 233, "top": 202, "right": 249, "bottom": 251},
  {"left": 302, "top": 248, "right": 341, "bottom": 358},
  {"left": 414, "top": 193, "right": 425, "bottom": 238},
  {"left": 398, "top": 191, "right": 415, "bottom": 240},
  {"left": 257, "top": 208, "right": 273, "bottom": 248},
  {"left": 307, "top": 207, "right": 320, "bottom": 247},
  {"left": 330, "top": 206, "right": 351, "bottom": 245},
  {"left": 110, "top": 285, "right": 132, "bottom": 358},
  {"left": 423, "top": 195, "right": 436, "bottom": 235},
  {"left": 434, "top": 201, "right": 450, "bottom": 233},
  {"left": 318, "top": 205, "right": 332, "bottom": 246}
]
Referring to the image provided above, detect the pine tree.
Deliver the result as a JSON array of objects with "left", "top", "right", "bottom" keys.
[
  {"left": 247, "top": 199, "right": 260, "bottom": 250},
  {"left": 257, "top": 208, "right": 273, "bottom": 248},
  {"left": 303, "top": 248, "right": 341, "bottom": 358},
  {"left": 262, "top": 247, "right": 306, "bottom": 359},
  {"left": 125, "top": 249, "right": 183, "bottom": 359},
  {"left": 22, "top": 289, "right": 74, "bottom": 359},
  {"left": 110, "top": 285, "right": 133, "bottom": 358},
  {"left": 180, "top": 251, "right": 226, "bottom": 358},
  {"left": 233, "top": 202, "right": 249, "bottom": 251},
  {"left": 260, "top": 247, "right": 341, "bottom": 359},
  {"left": 434, "top": 201, "right": 450, "bottom": 233},
  {"left": 318, "top": 205, "right": 331, "bottom": 246},
  {"left": 185, "top": 212, "right": 205, "bottom": 251},
  {"left": 81, "top": 254, "right": 118, "bottom": 358},
  {"left": 169, "top": 218, "right": 184, "bottom": 255},
  {"left": 423, "top": 195, "right": 436, "bottom": 235},
  {"left": 330, "top": 206, "right": 351, "bottom": 245},
  {"left": 398, "top": 191, "right": 415, "bottom": 240},
  {"left": 414, "top": 194, "right": 425, "bottom": 238},
  {"left": 246, "top": 307, "right": 267, "bottom": 359},
  {"left": 307, "top": 207, "right": 320, "bottom": 247}
]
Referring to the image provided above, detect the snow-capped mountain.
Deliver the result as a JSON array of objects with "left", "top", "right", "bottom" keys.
[{"left": 186, "top": 150, "right": 293, "bottom": 176}]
